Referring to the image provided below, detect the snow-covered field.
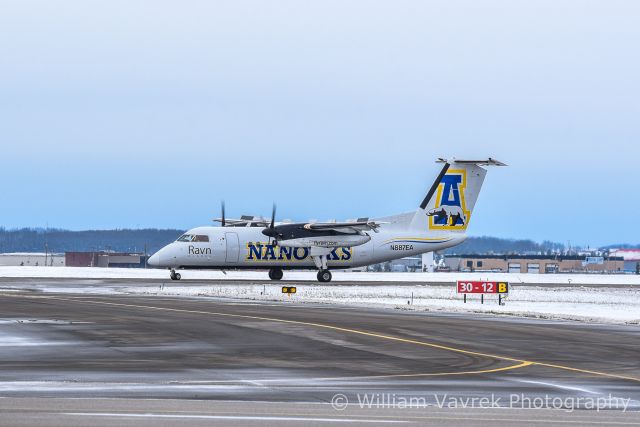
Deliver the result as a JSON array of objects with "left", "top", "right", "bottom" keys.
[
  {"left": 1, "top": 267, "right": 639, "bottom": 325},
  {"left": 1, "top": 266, "right": 639, "bottom": 285},
  {"left": 113, "top": 283, "right": 638, "bottom": 325}
]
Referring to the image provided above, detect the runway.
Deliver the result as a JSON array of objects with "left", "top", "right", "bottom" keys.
[{"left": 0, "top": 279, "right": 639, "bottom": 425}]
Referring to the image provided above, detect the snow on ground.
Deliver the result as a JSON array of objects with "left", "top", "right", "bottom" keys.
[
  {"left": 1, "top": 266, "right": 640, "bottom": 285},
  {"left": 1, "top": 267, "right": 639, "bottom": 325},
  {"left": 119, "top": 283, "right": 640, "bottom": 325}
]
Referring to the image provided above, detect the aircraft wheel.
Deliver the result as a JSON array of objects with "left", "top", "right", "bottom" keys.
[
  {"left": 268, "top": 268, "right": 283, "bottom": 281},
  {"left": 170, "top": 270, "right": 181, "bottom": 281},
  {"left": 317, "top": 269, "right": 332, "bottom": 283}
]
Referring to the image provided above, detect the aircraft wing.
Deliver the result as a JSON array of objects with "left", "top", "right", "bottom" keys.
[
  {"left": 213, "top": 216, "right": 270, "bottom": 227},
  {"left": 303, "top": 221, "right": 383, "bottom": 233}
]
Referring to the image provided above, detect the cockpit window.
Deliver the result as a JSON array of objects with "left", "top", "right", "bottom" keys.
[{"left": 177, "top": 234, "right": 209, "bottom": 242}]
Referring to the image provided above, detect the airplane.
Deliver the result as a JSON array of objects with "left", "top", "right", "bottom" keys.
[{"left": 147, "top": 158, "right": 505, "bottom": 282}]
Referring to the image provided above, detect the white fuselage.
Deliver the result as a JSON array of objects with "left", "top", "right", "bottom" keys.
[
  {"left": 147, "top": 158, "right": 503, "bottom": 277},
  {"left": 148, "top": 224, "right": 466, "bottom": 270}
]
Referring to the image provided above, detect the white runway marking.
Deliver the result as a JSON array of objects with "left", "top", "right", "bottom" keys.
[
  {"left": 514, "top": 379, "right": 599, "bottom": 394},
  {"left": 64, "top": 412, "right": 408, "bottom": 423}
]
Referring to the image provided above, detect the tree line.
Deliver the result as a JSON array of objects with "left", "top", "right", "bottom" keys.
[
  {"left": 0, "top": 228, "right": 184, "bottom": 254},
  {"left": 0, "top": 228, "right": 634, "bottom": 255}
]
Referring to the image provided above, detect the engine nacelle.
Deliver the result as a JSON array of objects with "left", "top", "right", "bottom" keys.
[{"left": 278, "top": 234, "right": 371, "bottom": 248}]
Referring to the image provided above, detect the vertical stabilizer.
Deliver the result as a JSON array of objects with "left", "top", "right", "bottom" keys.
[{"left": 409, "top": 158, "right": 505, "bottom": 232}]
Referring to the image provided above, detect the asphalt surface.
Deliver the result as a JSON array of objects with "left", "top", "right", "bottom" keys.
[{"left": 0, "top": 278, "right": 639, "bottom": 426}]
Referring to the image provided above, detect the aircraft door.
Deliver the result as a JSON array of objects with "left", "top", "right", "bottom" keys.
[{"left": 225, "top": 232, "right": 240, "bottom": 263}]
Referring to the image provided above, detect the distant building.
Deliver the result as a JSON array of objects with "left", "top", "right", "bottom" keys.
[
  {"left": 65, "top": 252, "right": 147, "bottom": 268},
  {"left": 444, "top": 254, "right": 624, "bottom": 274},
  {"left": 608, "top": 249, "right": 640, "bottom": 273},
  {"left": 0, "top": 253, "right": 65, "bottom": 267}
]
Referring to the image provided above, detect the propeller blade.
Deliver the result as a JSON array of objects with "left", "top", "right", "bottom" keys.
[
  {"left": 270, "top": 203, "right": 276, "bottom": 230},
  {"left": 221, "top": 201, "right": 226, "bottom": 227},
  {"left": 263, "top": 203, "right": 277, "bottom": 244},
  {"left": 270, "top": 203, "right": 277, "bottom": 243}
]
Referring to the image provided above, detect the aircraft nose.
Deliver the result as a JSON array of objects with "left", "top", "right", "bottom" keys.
[{"left": 147, "top": 252, "right": 162, "bottom": 267}]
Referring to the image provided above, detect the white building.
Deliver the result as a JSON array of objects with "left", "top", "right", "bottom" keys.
[
  {"left": 0, "top": 253, "right": 65, "bottom": 267},
  {"left": 609, "top": 249, "right": 640, "bottom": 272}
]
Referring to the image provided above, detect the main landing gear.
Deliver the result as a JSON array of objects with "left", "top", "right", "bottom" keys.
[
  {"left": 268, "top": 268, "right": 283, "bottom": 281},
  {"left": 310, "top": 249, "right": 333, "bottom": 283},
  {"left": 317, "top": 269, "right": 332, "bottom": 283},
  {"left": 170, "top": 269, "right": 181, "bottom": 281}
]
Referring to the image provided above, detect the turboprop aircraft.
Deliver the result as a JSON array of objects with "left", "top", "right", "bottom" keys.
[{"left": 148, "top": 158, "right": 505, "bottom": 282}]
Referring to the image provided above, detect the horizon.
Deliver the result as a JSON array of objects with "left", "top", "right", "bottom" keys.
[{"left": 0, "top": 226, "right": 637, "bottom": 250}]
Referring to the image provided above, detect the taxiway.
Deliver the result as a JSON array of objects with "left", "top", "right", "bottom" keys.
[{"left": 0, "top": 278, "right": 639, "bottom": 425}]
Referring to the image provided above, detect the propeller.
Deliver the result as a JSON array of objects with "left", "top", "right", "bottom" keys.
[
  {"left": 261, "top": 203, "right": 279, "bottom": 244},
  {"left": 221, "top": 201, "right": 226, "bottom": 227},
  {"left": 270, "top": 203, "right": 276, "bottom": 230}
]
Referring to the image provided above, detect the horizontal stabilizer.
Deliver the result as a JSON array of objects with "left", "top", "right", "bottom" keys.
[{"left": 436, "top": 158, "right": 507, "bottom": 166}]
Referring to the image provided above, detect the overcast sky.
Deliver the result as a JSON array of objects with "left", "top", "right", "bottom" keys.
[{"left": 1, "top": 1, "right": 638, "bottom": 246}]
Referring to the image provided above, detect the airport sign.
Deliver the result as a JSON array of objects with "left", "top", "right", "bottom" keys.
[{"left": 457, "top": 281, "right": 509, "bottom": 294}]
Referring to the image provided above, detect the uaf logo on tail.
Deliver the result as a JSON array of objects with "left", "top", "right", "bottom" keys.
[{"left": 428, "top": 169, "right": 470, "bottom": 230}]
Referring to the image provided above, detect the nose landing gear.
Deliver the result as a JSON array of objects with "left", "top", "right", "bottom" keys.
[
  {"left": 170, "top": 269, "right": 181, "bottom": 281},
  {"left": 268, "top": 268, "right": 283, "bottom": 281}
]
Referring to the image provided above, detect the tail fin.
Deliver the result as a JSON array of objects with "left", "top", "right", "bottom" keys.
[{"left": 410, "top": 158, "right": 505, "bottom": 232}]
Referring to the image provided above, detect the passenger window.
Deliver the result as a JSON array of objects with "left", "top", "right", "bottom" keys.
[{"left": 193, "top": 235, "right": 210, "bottom": 242}]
